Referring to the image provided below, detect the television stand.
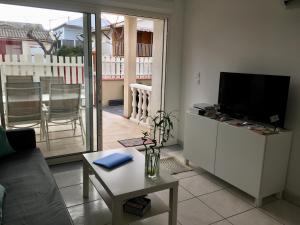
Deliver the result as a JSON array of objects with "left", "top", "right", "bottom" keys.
[{"left": 183, "top": 112, "right": 292, "bottom": 207}]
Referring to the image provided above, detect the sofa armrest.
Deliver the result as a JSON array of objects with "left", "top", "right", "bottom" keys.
[{"left": 6, "top": 128, "right": 36, "bottom": 151}]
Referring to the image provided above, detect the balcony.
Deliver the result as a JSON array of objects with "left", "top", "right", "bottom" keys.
[
  {"left": 129, "top": 83, "right": 152, "bottom": 124},
  {"left": 36, "top": 106, "right": 149, "bottom": 158},
  {"left": 0, "top": 54, "right": 152, "bottom": 158}
]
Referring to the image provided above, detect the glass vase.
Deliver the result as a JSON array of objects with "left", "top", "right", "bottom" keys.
[{"left": 145, "top": 149, "right": 160, "bottom": 179}]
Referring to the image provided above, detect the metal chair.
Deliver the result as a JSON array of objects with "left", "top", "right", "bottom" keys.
[
  {"left": 40, "top": 76, "right": 64, "bottom": 94},
  {"left": 6, "top": 75, "right": 34, "bottom": 83},
  {"left": 44, "top": 84, "right": 85, "bottom": 150},
  {"left": 5, "top": 82, "right": 48, "bottom": 145}
]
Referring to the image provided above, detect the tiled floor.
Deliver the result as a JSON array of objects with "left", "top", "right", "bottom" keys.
[{"left": 50, "top": 146, "right": 300, "bottom": 225}]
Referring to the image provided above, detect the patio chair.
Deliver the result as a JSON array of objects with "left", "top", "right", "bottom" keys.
[
  {"left": 5, "top": 82, "right": 48, "bottom": 145},
  {"left": 44, "top": 84, "right": 85, "bottom": 150},
  {"left": 6, "top": 75, "right": 34, "bottom": 83},
  {"left": 40, "top": 76, "right": 64, "bottom": 94}
]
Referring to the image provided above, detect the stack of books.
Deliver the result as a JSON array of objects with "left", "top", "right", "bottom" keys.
[{"left": 123, "top": 196, "right": 151, "bottom": 217}]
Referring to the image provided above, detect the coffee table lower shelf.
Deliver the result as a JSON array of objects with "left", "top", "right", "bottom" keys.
[{"left": 90, "top": 175, "right": 170, "bottom": 224}]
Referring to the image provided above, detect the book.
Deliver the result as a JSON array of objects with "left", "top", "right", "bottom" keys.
[
  {"left": 93, "top": 153, "right": 133, "bottom": 169},
  {"left": 123, "top": 197, "right": 151, "bottom": 217}
]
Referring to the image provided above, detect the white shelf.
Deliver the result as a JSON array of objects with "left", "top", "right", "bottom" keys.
[{"left": 90, "top": 175, "right": 170, "bottom": 224}]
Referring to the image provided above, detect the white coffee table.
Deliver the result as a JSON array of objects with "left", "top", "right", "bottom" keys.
[{"left": 83, "top": 148, "right": 179, "bottom": 225}]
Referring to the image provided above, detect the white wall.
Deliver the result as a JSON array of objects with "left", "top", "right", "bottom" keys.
[
  {"left": 22, "top": 40, "right": 51, "bottom": 55},
  {"left": 179, "top": 0, "right": 300, "bottom": 203},
  {"left": 54, "top": 27, "right": 65, "bottom": 39},
  {"left": 164, "top": 0, "right": 184, "bottom": 144},
  {"left": 63, "top": 26, "right": 83, "bottom": 40}
]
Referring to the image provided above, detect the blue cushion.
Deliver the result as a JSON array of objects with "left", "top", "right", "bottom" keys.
[
  {"left": 0, "top": 127, "right": 15, "bottom": 158},
  {"left": 93, "top": 153, "right": 133, "bottom": 169},
  {"left": 0, "top": 184, "right": 5, "bottom": 225}
]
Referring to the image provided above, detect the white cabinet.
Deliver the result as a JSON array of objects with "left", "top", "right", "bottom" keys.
[
  {"left": 183, "top": 113, "right": 218, "bottom": 173},
  {"left": 215, "top": 123, "right": 265, "bottom": 199},
  {"left": 183, "top": 112, "right": 292, "bottom": 206}
]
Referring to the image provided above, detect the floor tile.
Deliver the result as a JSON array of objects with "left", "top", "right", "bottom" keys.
[
  {"left": 192, "top": 167, "right": 206, "bottom": 174},
  {"left": 178, "top": 198, "right": 223, "bottom": 225},
  {"left": 162, "top": 148, "right": 185, "bottom": 161},
  {"left": 131, "top": 213, "right": 181, "bottom": 225},
  {"left": 50, "top": 161, "right": 83, "bottom": 174},
  {"left": 262, "top": 200, "right": 300, "bottom": 225},
  {"left": 172, "top": 171, "right": 199, "bottom": 180},
  {"left": 200, "top": 172, "right": 230, "bottom": 188},
  {"left": 53, "top": 169, "right": 83, "bottom": 188},
  {"left": 199, "top": 189, "right": 253, "bottom": 218},
  {"left": 228, "top": 208, "right": 282, "bottom": 225},
  {"left": 225, "top": 186, "right": 256, "bottom": 206},
  {"left": 60, "top": 183, "right": 102, "bottom": 207},
  {"left": 68, "top": 200, "right": 112, "bottom": 225},
  {"left": 179, "top": 174, "right": 223, "bottom": 196},
  {"left": 155, "top": 186, "right": 194, "bottom": 204},
  {"left": 162, "top": 145, "right": 184, "bottom": 153},
  {"left": 211, "top": 220, "right": 232, "bottom": 225},
  {"left": 226, "top": 186, "right": 277, "bottom": 206}
]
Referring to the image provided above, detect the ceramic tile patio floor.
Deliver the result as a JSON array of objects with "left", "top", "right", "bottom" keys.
[{"left": 37, "top": 106, "right": 148, "bottom": 158}]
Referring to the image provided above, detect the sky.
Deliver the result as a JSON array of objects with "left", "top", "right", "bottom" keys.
[{"left": 0, "top": 4, "right": 124, "bottom": 30}]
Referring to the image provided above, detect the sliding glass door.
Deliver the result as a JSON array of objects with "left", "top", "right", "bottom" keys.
[
  {"left": 0, "top": 3, "right": 169, "bottom": 158},
  {"left": 0, "top": 4, "right": 98, "bottom": 158}
]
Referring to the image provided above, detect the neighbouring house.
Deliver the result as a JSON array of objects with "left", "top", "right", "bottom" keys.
[
  {"left": 0, "top": 21, "right": 52, "bottom": 55},
  {"left": 53, "top": 16, "right": 112, "bottom": 55},
  {"left": 53, "top": 17, "right": 153, "bottom": 57},
  {"left": 100, "top": 18, "right": 153, "bottom": 57}
]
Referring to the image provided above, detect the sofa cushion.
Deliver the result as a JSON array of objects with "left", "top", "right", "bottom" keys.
[
  {"left": 6, "top": 128, "right": 36, "bottom": 152},
  {"left": 0, "top": 149, "right": 73, "bottom": 225},
  {"left": 0, "top": 184, "right": 5, "bottom": 225},
  {"left": 0, "top": 127, "right": 15, "bottom": 158}
]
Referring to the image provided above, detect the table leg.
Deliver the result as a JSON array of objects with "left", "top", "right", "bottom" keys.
[
  {"left": 169, "top": 184, "right": 178, "bottom": 225},
  {"left": 112, "top": 199, "right": 123, "bottom": 225},
  {"left": 83, "top": 160, "right": 89, "bottom": 198}
]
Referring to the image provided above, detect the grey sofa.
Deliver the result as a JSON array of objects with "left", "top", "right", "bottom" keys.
[{"left": 0, "top": 128, "right": 73, "bottom": 225}]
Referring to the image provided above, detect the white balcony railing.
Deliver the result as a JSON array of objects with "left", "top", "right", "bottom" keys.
[{"left": 129, "top": 83, "right": 152, "bottom": 124}]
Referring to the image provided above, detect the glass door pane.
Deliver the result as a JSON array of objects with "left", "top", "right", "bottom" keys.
[
  {"left": 99, "top": 12, "right": 166, "bottom": 150},
  {"left": 0, "top": 4, "right": 95, "bottom": 158}
]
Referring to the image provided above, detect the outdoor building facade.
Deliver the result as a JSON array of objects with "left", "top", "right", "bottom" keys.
[{"left": 0, "top": 21, "right": 52, "bottom": 55}]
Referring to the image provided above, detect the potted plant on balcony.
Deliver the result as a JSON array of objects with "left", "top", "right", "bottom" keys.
[{"left": 142, "top": 110, "right": 175, "bottom": 178}]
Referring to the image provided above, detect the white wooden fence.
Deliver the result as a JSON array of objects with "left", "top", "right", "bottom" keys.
[
  {"left": 102, "top": 56, "right": 152, "bottom": 79},
  {"left": 0, "top": 54, "right": 152, "bottom": 84}
]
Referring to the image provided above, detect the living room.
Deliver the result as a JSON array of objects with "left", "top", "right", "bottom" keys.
[{"left": 1, "top": 0, "right": 300, "bottom": 225}]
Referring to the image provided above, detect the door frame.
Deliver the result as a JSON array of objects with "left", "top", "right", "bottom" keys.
[{"left": 0, "top": 2, "right": 171, "bottom": 163}]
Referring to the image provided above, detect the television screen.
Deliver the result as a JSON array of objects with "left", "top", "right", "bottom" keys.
[{"left": 218, "top": 72, "right": 290, "bottom": 128}]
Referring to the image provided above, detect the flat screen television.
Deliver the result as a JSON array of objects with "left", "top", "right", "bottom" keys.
[{"left": 218, "top": 72, "right": 290, "bottom": 128}]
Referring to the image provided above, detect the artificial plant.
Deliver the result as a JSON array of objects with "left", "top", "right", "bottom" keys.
[{"left": 142, "top": 110, "right": 175, "bottom": 176}]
